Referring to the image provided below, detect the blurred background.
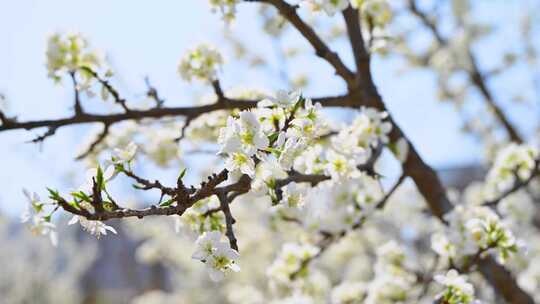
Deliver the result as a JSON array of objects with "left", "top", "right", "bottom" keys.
[{"left": 1, "top": 0, "right": 539, "bottom": 303}]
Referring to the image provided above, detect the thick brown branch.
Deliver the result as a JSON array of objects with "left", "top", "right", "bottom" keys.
[
  {"left": 0, "top": 95, "right": 352, "bottom": 134},
  {"left": 342, "top": 6, "right": 371, "bottom": 87},
  {"left": 478, "top": 258, "right": 535, "bottom": 304},
  {"left": 347, "top": 11, "right": 533, "bottom": 301},
  {"left": 250, "top": 0, "right": 356, "bottom": 87}
]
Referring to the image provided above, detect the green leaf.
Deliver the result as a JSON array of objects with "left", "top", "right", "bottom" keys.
[
  {"left": 114, "top": 162, "right": 125, "bottom": 173},
  {"left": 71, "top": 191, "right": 92, "bottom": 203},
  {"left": 178, "top": 168, "right": 187, "bottom": 181},
  {"left": 96, "top": 165, "right": 104, "bottom": 190},
  {"left": 47, "top": 188, "right": 61, "bottom": 201},
  {"left": 69, "top": 199, "right": 81, "bottom": 209},
  {"left": 160, "top": 199, "right": 175, "bottom": 207},
  {"left": 268, "top": 132, "right": 280, "bottom": 144},
  {"left": 132, "top": 184, "right": 146, "bottom": 190}
]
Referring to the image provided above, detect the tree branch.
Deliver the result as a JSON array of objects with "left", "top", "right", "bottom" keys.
[
  {"left": 342, "top": 6, "right": 371, "bottom": 87},
  {"left": 0, "top": 94, "right": 353, "bottom": 135},
  {"left": 75, "top": 123, "right": 110, "bottom": 160},
  {"left": 218, "top": 192, "right": 239, "bottom": 251},
  {"left": 249, "top": 0, "right": 356, "bottom": 88},
  {"left": 407, "top": 0, "right": 523, "bottom": 144}
]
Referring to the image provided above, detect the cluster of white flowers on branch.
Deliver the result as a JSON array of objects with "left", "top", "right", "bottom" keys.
[
  {"left": 192, "top": 231, "right": 240, "bottom": 281},
  {"left": 434, "top": 269, "right": 480, "bottom": 304}
]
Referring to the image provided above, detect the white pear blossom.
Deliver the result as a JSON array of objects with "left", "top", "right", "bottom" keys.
[
  {"left": 178, "top": 44, "right": 223, "bottom": 83},
  {"left": 192, "top": 230, "right": 224, "bottom": 261},
  {"left": 46, "top": 32, "right": 102, "bottom": 81},
  {"left": 302, "top": 176, "right": 381, "bottom": 233},
  {"left": 20, "top": 189, "right": 58, "bottom": 246},
  {"left": 218, "top": 111, "right": 269, "bottom": 156},
  {"left": 302, "top": 0, "right": 349, "bottom": 16},
  {"left": 258, "top": 106, "right": 286, "bottom": 132},
  {"left": 24, "top": 213, "right": 58, "bottom": 247},
  {"left": 364, "top": 274, "right": 412, "bottom": 304},
  {"left": 485, "top": 143, "right": 538, "bottom": 199},
  {"left": 20, "top": 189, "right": 42, "bottom": 223},
  {"left": 431, "top": 232, "right": 457, "bottom": 259},
  {"left": 497, "top": 190, "right": 536, "bottom": 225},
  {"left": 143, "top": 127, "right": 181, "bottom": 167},
  {"left": 331, "top": 107, "right": 391, "bottom": 167},
  {"left": 192, "top": 231, "right": 240, "bottom": 281},
  {"left": 270, "top": 293, "right": 315, "bottom": 304},
  {"left": 208, "top": 0, "right": 240, "bottom": 22},
  {"left": 258, "top": 90, "right": 300, "bottom": 109},
  {"left": 285, "top": 98, "right": 326, "bottom": 140},
  {"left": 293, "top": 144, "right": 326, "bottom": 175},
  {"left": 278, "top": 136, "right": 307, "bottom": 171},
  {"left": 225, "top": 152, "right": 256, "bottom": 177},
  {"left": 177, "top": 196, "right": 225, "bottom": 235},
  {"left": 364, "top": 241, "right": 416, "bottom": 304},
  {"left": 434, "top": 269, "right": 478, "bottom": 304},
  {"left": 68, "top": 215, "right": 117, "bottom": 238},
  {"left": 325, "top": 149, "right": 360, "bottom": 180},
  {"left": 267, "top": 242, "right": 320, "bottom": 285},
  {"left": 280, "top": 182, "right": 307, "bottom": 209},
  {"left": 436, "top": 204, "right": 520, "bottom": 264},
  {"left": 112, "top": 142, "right": 137, "bottom": 165},
  {"left": 330, "top": 281, "right": 366, "bottom": 304},
  {"left": 361, "top": 0, "right": 392, "bottom": 28}
]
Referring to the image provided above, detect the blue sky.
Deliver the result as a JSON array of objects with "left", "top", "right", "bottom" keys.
[{"left": 0, "top": 0, "right": 537, "bottom": 216}]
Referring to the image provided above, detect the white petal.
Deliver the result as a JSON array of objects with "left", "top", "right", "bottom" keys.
[
  {"left": 68, "top": 216, "right": 80, "bottom": 225},
  {"left": 50, "top": 231, "right": 59, "bottom": 247},
  {"left": 105, "top": 224, "right": 117, "bottom": 234},
  {"left": 229, "top": 263, "right": 240, "bottom": 272},
  {"left": 208, "top": 267, "right": 225, "bottom": 282}
]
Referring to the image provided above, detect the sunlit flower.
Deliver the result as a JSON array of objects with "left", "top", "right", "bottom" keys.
[{"left": 178, "top": 44, "right": 223, "bottom": 83}]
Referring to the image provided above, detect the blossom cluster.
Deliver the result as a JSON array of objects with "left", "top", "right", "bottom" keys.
[
  {"left": 218, "top": 90, "right": 326, "bottom": 177},
  {"left": 176, "top": 196, "right": 226, "bottom": 235},
  {"left": 434, "top": 269, "right": 480, "bottom": 304},
  {"left": 301, "top": 0, "right": 392, "bottom": 29},
  {"left": 208, "top": 0, "right": 240, "bottom": 22},
  {"left": 178, "top": 44, "right": 223, "bottom": 83},
  {"left": 363, "top": 241, "right": 416, "bottom": 303},
  {"left": 46, "top": 32, "right": 103, "bottom": 81},
  {"left": 46, "top": 32, "right": 117, "bottom": 101},
  {"left": 21, "top": 142, "right": 138, "bottom": 244},
  {"left": 301, "top": 176, "right": 382, "bottom": 233},
  {"left": 192, "top": 231, "right": 240, "bottom": 281},
  {"left": 484, "top": 143, "right": 538, "bottom": 200},
  {"left": 432, "top": 204, "right": 520, "bottom": 265},
  {"left": 291, "top": 107, "right": 396, "bottom": 181},
  {"left": 267, "top": 242, "right": 320, "bottom": 286},
  {"left": 20, "top": 189, "right": 58, "bottom": 246}
]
